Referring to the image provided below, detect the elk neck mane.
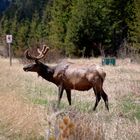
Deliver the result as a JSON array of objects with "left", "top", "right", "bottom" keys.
[{"left": 37, "top": 62, "right": 55, "bottom": 83}]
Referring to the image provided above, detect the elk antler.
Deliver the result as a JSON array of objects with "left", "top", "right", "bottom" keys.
[{"left": 25, "top": 45, "right": 49, "bottom": 60}]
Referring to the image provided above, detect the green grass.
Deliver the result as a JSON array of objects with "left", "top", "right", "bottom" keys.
[
  {"left": 32, "top": 98, "right": 48, "bottom": 105},
  {"left": 74, "top": 101, "right": 92, "bottom": 112},
  {"left": 121, "top": 95, "right": 140, "bottom": 120}
]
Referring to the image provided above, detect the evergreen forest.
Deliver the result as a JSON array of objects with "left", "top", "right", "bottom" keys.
[{"left": 0, "top": 0, "right": 140, "bottom": 57}]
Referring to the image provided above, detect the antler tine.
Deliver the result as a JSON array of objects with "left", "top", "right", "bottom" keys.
[
  {"left": 42, "top": 45, "right": 50, "bottom": 55},
  {"left": 25, "top": 49, "right": 37, "bottom": 60},
  {"left": 37, "top": 45, "right": 46, "bottom": 55},
  {"left": 36, "top": 45, "right": 49, "bottom": 59}
]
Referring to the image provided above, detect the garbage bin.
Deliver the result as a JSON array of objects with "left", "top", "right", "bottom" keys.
[{"left": 102, "top": 57, "right": 116, "bottom": 66}]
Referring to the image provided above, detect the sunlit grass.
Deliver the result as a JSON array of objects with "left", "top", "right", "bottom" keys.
[{"left": 120, "top": 94, "right": 140, "bottom": 121}]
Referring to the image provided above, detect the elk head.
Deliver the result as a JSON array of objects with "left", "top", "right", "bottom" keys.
[{"left": 23, "top": 45, "right": 49, "bottom": 73}]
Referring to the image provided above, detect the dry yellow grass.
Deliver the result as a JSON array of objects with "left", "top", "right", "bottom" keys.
[
  {"left": 0, "top": 57, "right": 140, "bottom": 140},
  {"left": 0, "top": 92, "right": 46, "bottom": 139},
  {"left": 0, "top": 58, "right": 48, "bottom": 139}
]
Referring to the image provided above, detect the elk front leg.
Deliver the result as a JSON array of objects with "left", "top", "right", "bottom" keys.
[
  {"left": 65, "top": 89, "right": 71, "bottom": 105},
  {"left": 57, "top": 84, "right": 64, "bottom": 108}
]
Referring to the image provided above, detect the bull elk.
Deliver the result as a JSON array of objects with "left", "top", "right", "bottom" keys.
[{"left": 23, "top": 45, "right": 109, "bottom": 111}]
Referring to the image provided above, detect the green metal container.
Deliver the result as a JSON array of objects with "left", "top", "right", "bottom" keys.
[{"left": 102, "top": 57, "right": 116, "bottom": 66}]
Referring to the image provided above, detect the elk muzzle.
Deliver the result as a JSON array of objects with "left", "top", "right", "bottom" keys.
[{"left": 23, "top": 63, "right": 37, "bottom": 72}]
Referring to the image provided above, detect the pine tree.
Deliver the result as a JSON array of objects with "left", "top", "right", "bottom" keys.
[
  {"left": 65, "top": 0, "right": 111, "bottom": 57},
  {"left": 108, "top": 0, "right": 137, "bottom": 55},
  {"left": 48, "top": 0, "right": 72, "bottom": 53}
]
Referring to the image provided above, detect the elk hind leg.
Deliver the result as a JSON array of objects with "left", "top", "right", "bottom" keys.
[
  {"left": 101, "top": 89, "right": 109, "bottom": 111},
  {"left": 93, "top": 88, "right": 101, "bottom": 111}
]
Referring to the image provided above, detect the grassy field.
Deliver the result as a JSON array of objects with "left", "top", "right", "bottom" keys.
[{"left": 0, "top": 57, "right": 140, "bottom": 140}]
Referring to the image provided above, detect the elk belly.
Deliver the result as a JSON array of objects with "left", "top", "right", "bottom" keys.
[
  {"left": 72, "top": 81, "right": 92, "bottom": 91},
  {"left": 64, "top": 67, "right": 92, "bottom": 90}
]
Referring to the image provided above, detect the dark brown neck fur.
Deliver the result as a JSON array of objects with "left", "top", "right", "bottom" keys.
[{"left": 37, "top": 63, "right": 57, "bottom": 85}]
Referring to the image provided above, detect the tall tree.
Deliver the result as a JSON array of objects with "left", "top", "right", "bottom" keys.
[
  {"left": 65, "top": 0, "right": 111, "bottom": 57},
  {"left": 109, "top": 0, "right": 137, "bottom": 55},
  {"left": 133, "top": 0, "right": 140, "bottom": 48},
  {"left": 48, "top": 0, "right": 72, "bottom": 53}
]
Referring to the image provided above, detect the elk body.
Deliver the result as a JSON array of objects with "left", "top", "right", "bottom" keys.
[{"left": 23, "top": 45, "right": 109, "bottom": 111}]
